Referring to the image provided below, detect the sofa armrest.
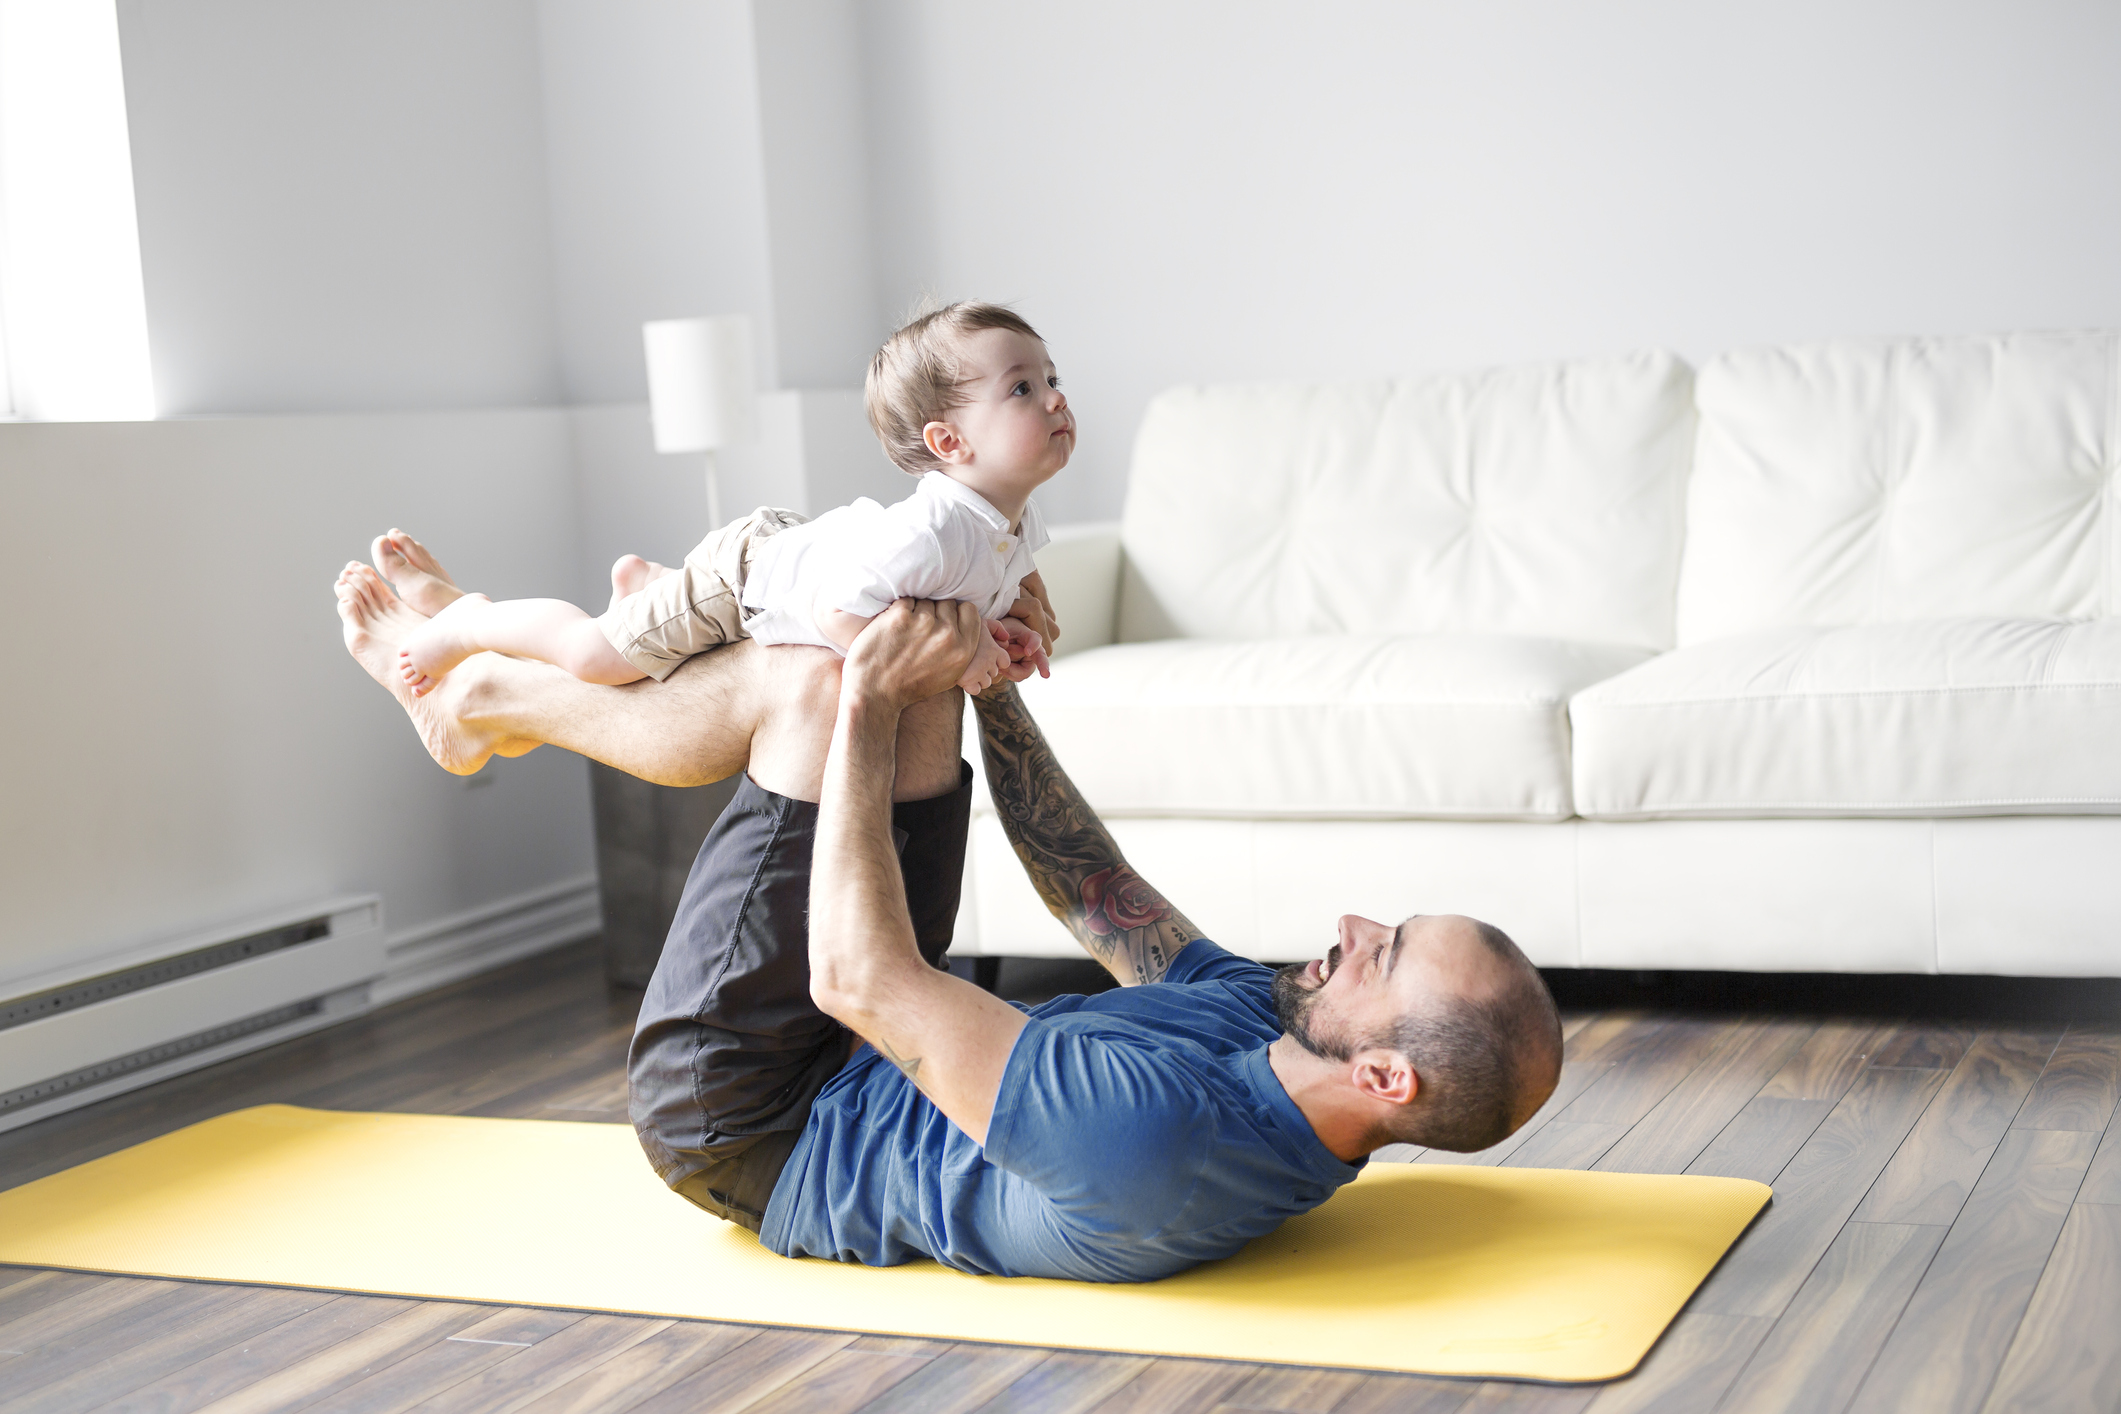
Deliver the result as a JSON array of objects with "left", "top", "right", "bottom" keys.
[{"left": 1035, "top": 521, "right": 1122, "bottom": 657}]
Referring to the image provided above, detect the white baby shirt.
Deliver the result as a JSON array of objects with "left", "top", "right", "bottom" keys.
[{"left": 741, "top": 472, "right": 1050, "bottom": 652}]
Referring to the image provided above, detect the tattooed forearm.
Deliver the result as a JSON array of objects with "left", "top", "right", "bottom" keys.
[
  {"left": 879, "top": 1037, "right": 924, "bottom": 1088},
  {"left": 973, "top": 684, "right": 1201, "bottom": 985}
]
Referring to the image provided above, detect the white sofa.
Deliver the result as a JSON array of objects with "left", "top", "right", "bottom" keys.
[{"left": 955, "top": 330, "right": 2121, "bottom": 978}]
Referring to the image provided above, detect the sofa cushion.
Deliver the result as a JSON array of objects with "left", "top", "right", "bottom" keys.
[
  {"left": 1678, "top": 330, "right": 2121, "bottom": 646},
  {"left": 1571, "top": 618, "right": 2121, "bottom": 818},
  {"left": 985, "top": 635, "right": 1653, "bottom": 822},
  {"left": 1116, "top": 351, "right": 1695, "bottom": 651}
]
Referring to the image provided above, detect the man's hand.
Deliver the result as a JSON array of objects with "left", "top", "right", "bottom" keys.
[{"left": 844, "top": 599, "right": 985, "bottom": 709}]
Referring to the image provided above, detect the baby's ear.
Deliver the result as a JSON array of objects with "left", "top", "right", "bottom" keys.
[{"left": 923, "top": 419, "right": 968, "bottom": 463}]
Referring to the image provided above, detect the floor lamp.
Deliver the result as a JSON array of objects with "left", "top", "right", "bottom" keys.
[
  {"left": 599, "top": 315, "right": 758, "bottom": 987},
  {"left": 642, "top": 314, "right": 756, "bottom": 526}
]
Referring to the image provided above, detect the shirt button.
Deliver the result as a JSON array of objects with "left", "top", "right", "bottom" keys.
[{"left": 994, "top": 540, "right": 1009, "bottom": 553}]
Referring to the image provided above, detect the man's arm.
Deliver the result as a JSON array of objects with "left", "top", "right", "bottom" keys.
[
  {"left": 971, "top": 683, "right": 1203, "bottom": 986},
  {"left": 808, "top": 601, "right": 1029, "bottom": 1146}
]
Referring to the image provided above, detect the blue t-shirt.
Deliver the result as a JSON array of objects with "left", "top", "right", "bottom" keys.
[{"left": 758, "top": 939, "right": 1363, "bottom": 1281}]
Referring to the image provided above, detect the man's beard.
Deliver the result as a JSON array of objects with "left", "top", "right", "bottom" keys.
[{"left": 1272, "top": 959, "right": 1356, "bottom": 1063}]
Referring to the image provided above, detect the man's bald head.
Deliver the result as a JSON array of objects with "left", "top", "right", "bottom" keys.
[
  {"left": 1382, "top": 917, "right": 1562, "bottom": 1150},
  {"left": 1271, "top": 914, "right": 1563, "bottom": 1153}
]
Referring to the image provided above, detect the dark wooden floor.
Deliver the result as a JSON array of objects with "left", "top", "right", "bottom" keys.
[{"left": 3, "top": 942, "right": 2118, "bottom": 1414}]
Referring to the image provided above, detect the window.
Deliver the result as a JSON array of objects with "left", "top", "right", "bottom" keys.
[{"left": 0, "top": 0, "right": 155, "bottom": 419}]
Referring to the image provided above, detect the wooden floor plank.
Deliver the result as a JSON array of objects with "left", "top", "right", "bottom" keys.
[
  {"left": 741, "top": 1345, "right": 944, "bottom": 1414},
  {"left": 1200, "top": 1363, "right": 1369, "bottom": 1412},
  {"left": 1852, "top": 1030, "right": 2058, "bottom": 1226},
  {"left": 1556, "top": 1020, "right": 1731, "bottom": 1130},
  {"left": 527, "top": 1070, "right": 630, "bottom": 1119},
  {"left": 297, "top": 1307, "right": 585, "bottom": 1414},
  {"left": 2078, "top": 1110, "right": 2121, "bottom": 1205},
  {"left": 0, "top": 1272, "right": 107, "bottom": 1331},
  {"left": 0, "top": 1282, "right": 259, "bottom": 1411},
  {"left": 1716, "top": 1221, "right": 1947, "bottom": 1414},
  {"left": 623, "top": 1328, "right": 857, "bottom": 1414},
  {"left": 963, "top": 1349, "right": 1152, "bottom": 1414},
  {"left": 1593, "top": 1021, "right": 1815, "bottom": 1176},
  {"left": 399, "top": 1025, "right": 632, "bottom": 1120},
  {"left": 1454, "top": 1381, "right": 1597, "bottom": 1413},
  {"left": 1688, "top": 1067, "right": 1948, "bottom": 1317},
  {"left": 0, "top": 1267, "right": 43, "bottom": 1297},
  {"left": 96, "top": 1295, "right": 420, "bottom": 1414},
  {"left": 1501, "top": 1121, "right": 1630, "bottom": 1171},
  {"left": 186, "top": 1303, "right": 489, "bottom": 1414},
  {"left": 1684, "top": 1099, "right": 1835, "bottom": 1186},
  {"left": 852, "top": 1341, "right": 1055, "bottom": 1414},
  {"left": 1579, "top": 1313, "right": 1771, "bottom": 1414},
  {"left": 1844, "top": 1127, "right": 2100, "bottom": 1414},
  {"left": 1684, "top": 1022, "right": 1902, "bottom": 1187},
  {"left": 1866, "top": 1025, "right": 1977, "bottom": 1072},
  {"left": 1978, "top": 1202, "right": 2121, "bottom": 1414},
  {"left": 1755, "top": 1021, "right": 1897, "bottom": 1103},
  {"left": 2009, "top": 1026, "right": 2121, "bottom": 1134},
  {"left": 1315, "top": 1370, "right": 1475, "bottom": 1414},
  {"left": 0, "top": 1278, "right": 188, "bottom": 1369},
  {"left": 4, "top": 1286, "right": 330, "bottom": 1414},
  {"left": 500, "top": 1320, "right": 751, "bottom": 1414},
  {"left": 406, "top": 1314, "right": 681, "bottom": 1414}
]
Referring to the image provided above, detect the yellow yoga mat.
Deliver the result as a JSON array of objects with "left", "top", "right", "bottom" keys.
[{"left": 0, "top": 1106, "right": 1767, "bottom": 1383}]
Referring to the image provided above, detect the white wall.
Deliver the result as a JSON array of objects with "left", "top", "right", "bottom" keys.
[
  {"left": 0, "top": 412, "right": 595, "bottom": 993},
  {"left": 858, "top": 0, "right": 2121, "bottom": 522},
  {"left": 753, "top": 0, "right": 886, "bottom": 388},
  {"left": 535, "top": 0, "right": 783, "bottom": 404},
  {"left": 116, "top": 0, "right": 562, "bottom": 415}
]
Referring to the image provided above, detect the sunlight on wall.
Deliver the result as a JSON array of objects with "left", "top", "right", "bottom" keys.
[{"left": 0, "top": 0, "right": 155, "bottom": 420}]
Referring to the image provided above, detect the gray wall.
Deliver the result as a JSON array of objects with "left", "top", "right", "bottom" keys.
[
  {"left": 0, "top": 411, "right": 595, "bottom": 989},
  {"left": 857, "top": 0, "right": 2121, "bottom": 523},
  {"left": 118, "top": 0, "right": 563, "bottom": 414}
]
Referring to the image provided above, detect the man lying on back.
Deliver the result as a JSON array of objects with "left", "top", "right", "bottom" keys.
[
  {"left": 336, "top": 554, "right": 1563, "bottom": 1280},
  {"left": 789, "top": 600, "right": 1564, "bottom": 1278}
]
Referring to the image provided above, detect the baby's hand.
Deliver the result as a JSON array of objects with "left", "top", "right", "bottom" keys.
[
  {"left": 993, "top": 616, "right": 1050, "bottom": 682},
  {"left": 954, "top": 623, "right": 1014, "bottom": 695}
]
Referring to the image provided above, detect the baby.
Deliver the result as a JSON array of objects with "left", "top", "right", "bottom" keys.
[{"left": 395, "top": 302, "right": 1071, "bottom": 698}]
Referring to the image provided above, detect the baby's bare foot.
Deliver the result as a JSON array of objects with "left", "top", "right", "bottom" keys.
[
  {"left": 373, "top": 529, "right": 462, "bottom": 616},
  {"left": 396, "top": 593, "right": 492, "bottom": 697},
  {"left": 608, "top": 553, "right": 674, "bottom": 610},
  {"left": 335, "top": 563, "right": 501, "bottom": 775}
]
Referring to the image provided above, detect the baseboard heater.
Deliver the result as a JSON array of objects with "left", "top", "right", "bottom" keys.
[{"left": 0, "top": 896, "right": 385, "bottom": 1137}]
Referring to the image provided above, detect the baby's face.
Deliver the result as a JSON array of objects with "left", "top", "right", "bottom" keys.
[{"left": 933, "top": 327, "right": 1075, "bottom": 490}]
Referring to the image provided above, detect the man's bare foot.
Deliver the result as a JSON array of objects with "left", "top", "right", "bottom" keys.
[
  {"left": 395, "top": 593, "right": 494, "bottom": 697},
  {"left": 336, "top": 563, "right": 503, "bottom": 775},
  {"left": 373, "top": 529, "right": 462, "bottom": 616},
  {"left": 608, "top": 553, "right": 675, "bottom": 611}
]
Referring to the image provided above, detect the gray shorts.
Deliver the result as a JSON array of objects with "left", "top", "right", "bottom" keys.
[{"left": 626, "top": 764, "right": 973, "bottom": 1230}]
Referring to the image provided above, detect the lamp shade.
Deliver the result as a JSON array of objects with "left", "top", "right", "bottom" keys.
[{"left": 643, "top": 314, "right": 756, "bottom": 453}]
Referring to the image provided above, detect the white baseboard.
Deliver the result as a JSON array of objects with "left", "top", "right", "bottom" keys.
[
  {"left": 0, "top": 879, "right": 602, "bottom": 1138},
  {"left": 373, "top": 875, "right": 602, "bottom": 1006}
]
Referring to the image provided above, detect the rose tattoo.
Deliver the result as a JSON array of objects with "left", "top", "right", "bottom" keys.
[{"left": 1080, "top": 866, "right": 1170, "bottom": 936}]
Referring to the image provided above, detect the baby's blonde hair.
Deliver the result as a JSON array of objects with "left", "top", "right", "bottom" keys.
[{"left": 865, "top": 300, "right": 1044, "bottom": 474}]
